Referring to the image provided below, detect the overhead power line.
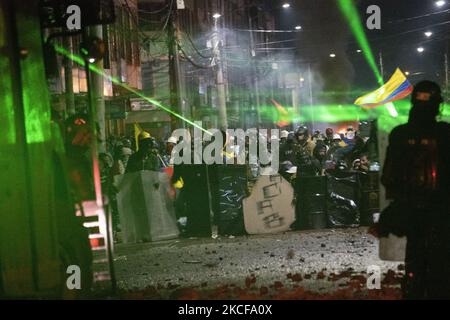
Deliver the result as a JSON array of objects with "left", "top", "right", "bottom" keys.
[
  {"left": 183, "top": 32, "right": 213, "bottom": 59},
  {"left": 177, "top": 42, "right": 213, "bottom": 69},
  {"left": 387, "top": 9, "right": 450, "bottom": 24}
]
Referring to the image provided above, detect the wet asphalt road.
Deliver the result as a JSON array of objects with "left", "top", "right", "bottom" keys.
[{"left": 111, "top": 228, "right": 404, "bottom": 299}]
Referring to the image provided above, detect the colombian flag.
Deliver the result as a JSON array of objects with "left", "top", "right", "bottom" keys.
[{"left": 354, "top": 68, "right": 413, "bottom": 108}]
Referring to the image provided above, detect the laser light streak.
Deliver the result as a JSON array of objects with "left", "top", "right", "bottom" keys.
[
  {"left": 337, "top": 0, "right": 401, "bottom": 121},
  {"left": 54, "top": 45, "right": 211, "bottom": 135},
  {"left": 53, "top": 44, "right": 450, "bottom": 134},
  {"left": 337, "top": 0, "right": 383, "bottom": 85}
]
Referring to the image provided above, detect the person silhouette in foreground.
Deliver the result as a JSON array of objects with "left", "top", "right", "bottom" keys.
[{"left": 376, "top": 81, "right": 450, "bottom": 299}]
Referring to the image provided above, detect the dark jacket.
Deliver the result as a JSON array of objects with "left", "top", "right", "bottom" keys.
[
  {"left": 381, "top": 121, "right": 450, "bottom": 205},
  {"left": 126, "top": 151, "right": 161, "bottom": 173},
  {"left": 380, "top": 118, "right": 450, "bottom": 299}
]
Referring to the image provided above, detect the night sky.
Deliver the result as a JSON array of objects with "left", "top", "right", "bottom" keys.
[{"left": 263, "top": 0, "right": 449, "bottom": 91}]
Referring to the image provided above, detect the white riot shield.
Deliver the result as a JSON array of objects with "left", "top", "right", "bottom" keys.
[
  {"left": 378, "top": 126, "right": 406, "bottom": 261},
  {"left": 115, "top": 171, "right": 179, "bottom": 243}
]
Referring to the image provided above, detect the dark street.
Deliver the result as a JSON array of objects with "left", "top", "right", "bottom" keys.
[
  {"left": 113, "top": 228, "right": 403, "bottom": 299},
  {"left": 1, "top": 0, "right": 449, "bottom": 302}
]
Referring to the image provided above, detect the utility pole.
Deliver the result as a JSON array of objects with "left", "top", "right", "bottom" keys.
[
  {"left": 445, "top": 53, "right": 449, "bottom": 101},
  {"left": 248, "top": 12, "right": 261, "bottom": 126},
  {"left": 212, "top": 16, "right": 227, "bottom": 130},
  {"left": 265, "top": 33, "right": 274, "bottom": 100},
  {"left": 445, "top": 38, "right": 449, "bottom": 102},
  {"left": 292, "top": 69, "right": 301, "bottom": 128},
  {"left": 292, "top": 85, "right": 300, "bottom": 128},
  {"left": 63, "top": 37, "right": 75, "bottom": 116},
  {"left": 168, "top": 1, "right": 184, "bottom": 131},
  {"left": 89, "top": 25, "right": 106, "bottom": 153},
  {"left": 308, "top": 64, "right": 314, "bottom": 130}
]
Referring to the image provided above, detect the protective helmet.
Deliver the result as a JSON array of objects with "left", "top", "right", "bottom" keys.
[
  {"left": 280, "top": 130, "right": 289, "bottom": 139},
  {"left": 139, "top": 135, "right": 156, "bottom": 150},
  {"left": 287, "top": 132, "right": 295, "bottom": 142},
  {"left": 167, "top": 136, "right": 178, "bottom": 144},
  {"left": 295, "top": 125, "right": 309, "bottom": 138},
  {"left": 139, "top": 131, "right": 151, "bottom": 140},
  {"left": 281, "top": 161, "right": 294, "bottom": 172},
  {"left": 122, "top": 138, "right": 132, "bottom": 148},
  {"left": 411, "top": 80, "right": 443, "bottom": 106}
]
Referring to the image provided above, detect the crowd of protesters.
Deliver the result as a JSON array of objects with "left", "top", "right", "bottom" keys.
[
  {"left": 97, "top": 123, "right": 378, "bottom": 187},
  {"left": 56, "top": 80, "right": 449, "bottom": 300},
  {"left": 278, "top": 124, "right": 379, "bottom": 185}
]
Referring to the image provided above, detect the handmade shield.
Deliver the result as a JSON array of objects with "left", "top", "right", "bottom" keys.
[{"left": 243, "top": 174, "right": 295, "bottom": 234}]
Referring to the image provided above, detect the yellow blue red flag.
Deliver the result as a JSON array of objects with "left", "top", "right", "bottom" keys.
[{"left": 354, "top": 68, "right": 413, "bottom": 108}]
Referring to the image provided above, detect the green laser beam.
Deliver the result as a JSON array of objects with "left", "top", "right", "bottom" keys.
[
  {"left": 54, "top": 45, "right": 211, "bottom": 135},
  {"left": 54, "top": 45, "right": 450, "bottom": 133},
  {"left": 337, "top": 0, "right": 383, "bottom": 85},
  {"left": 337, "top": 0, "right": 405, "bottom": 125},
  {"left": 0, "top": 52, "right": 16, "bottom": 144}
]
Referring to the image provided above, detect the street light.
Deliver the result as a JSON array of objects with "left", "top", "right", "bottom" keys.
[
  {"left": 212, "top": 13, "right": 221, "bottom": 19},
  {"left": 424, "top": 31, "right": 433, "bottom": 37},
  {"left": 417, "top": 47, "right": 425, "bottom": 53},
  {"left": 405, "top": 71, "right": 410, "bottom": 76},
  {"left": 295, "top": 25, "right": 302, "bottom": 30},
  {"left": 356, "top": 49, "right": 362, "bottom": 53},
  {"left": 329, "top": 53, "right": 336, "bottom": 58},
  {"left": 282, "top": 3, "right": 290, "bottom": 9},
  {"left": 435, "top": 1, "right": 446, "bottom": 7}
]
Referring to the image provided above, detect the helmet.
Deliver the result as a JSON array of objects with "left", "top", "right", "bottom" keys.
[
  {"left": 287, "top": 132, "right": 295, "bottom": 143},
  {"left": 167, "top": 136, "right": 178, "bottom": 144},
  {"left": 280, "top": 130, "right": 289, "bottom": 139},
  {"left": 411, "top": 81, "right": 443, "bottom": 106},
  {"left": 286, "top": 166, "right": 297, "bottom": 174},
  {"left": 122, "top": 138, "right": 132, "bottom": 148},
  {"left": 333, "top": 133, "right": 342, "bottom": 141},
  {"left": 139, "top": 131, "right": 151, "bottom": 140},
  {"left": 139, "top": 135, "right": 156, "bottom": 150},
  {"left": 313, "top": 143, "right": 327, "bottom": 158},
  {"left": 281, "top": 161, "right": 294, "bottom": 172},
  {"left": 295, "top": 125, "right": 309, "bottom": 138}
]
